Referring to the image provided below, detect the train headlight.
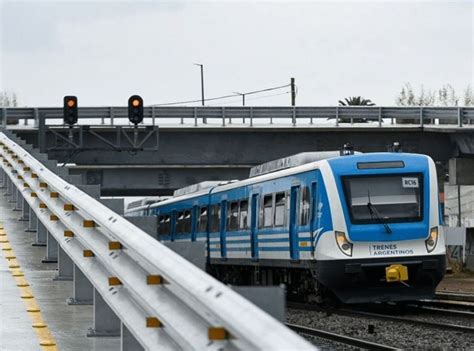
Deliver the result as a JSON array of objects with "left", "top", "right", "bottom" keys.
[
  {"left": 425, "top": 227, "right": 438, "bottom": 253},
  {"left": 335, "top": 231, "right": 353, "bottom": 257}
]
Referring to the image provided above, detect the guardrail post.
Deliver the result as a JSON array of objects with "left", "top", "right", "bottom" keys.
[
  {"left": 121, "top": 323, "right": 144, "bottom": 351},
  {"left": 38, "top": 113, "right": 47, "bottom": 153},
  {"left": 151, "top": 106, "right": 156, "bottom": 126},
  {"left": 14, "top": 188, "right": 22, "bottom": 211},
  {"left": 194, "top": 107, "right": 198, "bottom": 126},
  {"left": 458, "top": 107, "right": 463, "bottom": 127},
  {"left": 292, "top": 107, "right": 296, "bottom": 126},
  {"left": 110, "top": 106, "right": 114, "bottom": 126},
  {"left": 87, "top": 288, "right": 121, "bottom": 337},
  {"left": 335, "top": 107, "right": 339, "bottom": 127},
  {"left": 26, "top": 206, "right": 37, "bottom": 232},
  {"left": 419, "top": 107, "right": 424, "bottom": 128},
  {"left": 33, "top": 108, "right": 39, "bottom": 128},
  {"left": 68, "top": 265, "right": 93, "bottom": 305},
  {"left": 1, "top": 108, "right": 7, "bottom": 129},
  {"left": 250, "top": 107, "right": 253, "bottom": 127},
  {"left": 0, "top": 168, "right": 4, "bottom": 187},
  {"left": 4, "top": 176, "right": 11, "bottom": 196},
  {"left": 34, "top": 218, "right": 47, "bottom": 246},
  {"left": 222, "top": 107, "right": 226, "bottom": 126},
  {"left": 54, "top": 246, "right": 73, "bottom": 281},
  {"left": 20, "top": 197, "right": 29, "bottom": 221},
  {"left": 42, "top": 232, "right": 58, "bottom": 263},
  {"left": 378, "top": 107, "right": 382, "bottom": 127}
]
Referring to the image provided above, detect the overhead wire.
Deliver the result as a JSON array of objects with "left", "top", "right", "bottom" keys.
[{"left": 149, "top": 83, "right": 291, "bottom": 106}]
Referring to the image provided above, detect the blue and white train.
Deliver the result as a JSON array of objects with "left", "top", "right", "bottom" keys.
[{"left": 129, "top": 151, "right": 446, "bottom": 303}]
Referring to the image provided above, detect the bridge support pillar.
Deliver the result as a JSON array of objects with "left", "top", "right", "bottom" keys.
[
  {"left": 54, "top": 245, "right": 73, "bottom": 281},
  {"left": 42, "top": 232, "right": 58, "bottom": 263},
  {"left": 121, "top": 323, "right": 144, "bottom": 351},
  {"left": 33, "top": 218, "right": 47, "bottom": 246},
  {"left": 67, "top": 265, "right": 93, "bottom": 305},
  {"left": 87, "top": 289, "right": 120, "bottom": 337},
  {"left": 26, "top": 205, "right": 37, "bottom": 232},
  {"left": 20, "top": 197, "right": 29, "bottom": 221},
  {"left": 449, "top": 158, "right": 474, "bottom": 185}
]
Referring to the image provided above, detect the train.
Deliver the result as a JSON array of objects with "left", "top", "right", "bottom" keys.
[{"left": 127, "top": 149, "right": 446, "bottom": 303}]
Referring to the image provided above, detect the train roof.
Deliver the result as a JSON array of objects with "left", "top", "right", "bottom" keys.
[{"left": 145, "top": 152, "right": 430, "bottom": 210}]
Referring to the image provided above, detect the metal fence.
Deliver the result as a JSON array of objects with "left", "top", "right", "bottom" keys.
[
  {"left": 0, "top": 131, "right": 315, "bottom": 350},
  {"left": 1, "top": 106, "right": 474, "bottom": 127}
]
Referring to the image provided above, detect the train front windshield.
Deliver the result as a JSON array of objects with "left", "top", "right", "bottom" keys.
[{"left": 342, "top": 174, "right": 423, "bottom": 224}]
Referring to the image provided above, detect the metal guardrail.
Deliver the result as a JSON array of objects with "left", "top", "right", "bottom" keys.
[
  {"left": 0, "top": 132, "right": 315, "bottom": 350},
  {"left": 1, "top": 106, "right": 474, "bottom": 127}
]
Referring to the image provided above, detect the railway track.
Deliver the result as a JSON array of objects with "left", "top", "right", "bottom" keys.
[
  {"left": 287, "top": 302, "right": 474, "bottom": 334},
  {"left": 286, "top": 323, "right": 399, "bottom": 351},
  {"left": 435, "top": 291, "right": 474, "bottom": 303}
]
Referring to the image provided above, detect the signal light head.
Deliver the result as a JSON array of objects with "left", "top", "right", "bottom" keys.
[
  {"left": 128, "top": 95, "right": 144, "bottom": 125},
  {"left": 63, "top": 95, "right": 78, "bottom": 125}
]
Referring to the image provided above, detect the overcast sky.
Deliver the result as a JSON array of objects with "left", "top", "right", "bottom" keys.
[{"left": 0, "top": 0, "right": 473, "bottom": 107}]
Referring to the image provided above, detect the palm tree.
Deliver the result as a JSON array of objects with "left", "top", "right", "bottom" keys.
[
  {"left": 338, "top": 96, "right": 375, "bottom": 106},
  {"left": 335, "top": 96, "right": 376, "bottom": 123}
]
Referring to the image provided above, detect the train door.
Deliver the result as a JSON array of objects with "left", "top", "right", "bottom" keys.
[
  {"left": 220, "top": 200, "right": 227, "bottom": 259},
  {"left": 289, "top": 186, "right": 299, "bottom": 260},
  {"left": 251, "top": 193, "right": 259, "bottom": 260},
  {"left": 310, "top": 181, "right": 318, "bottom": 253}
]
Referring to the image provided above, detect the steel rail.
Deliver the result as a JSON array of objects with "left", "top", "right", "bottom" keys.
[
  {"left": 0, "top": 132, "right": 316, "bottom": 351},
  {"left": 435, "top": 291, "right": 474, "bottom": 303},
  {"left": 288, "top": 302, "right": 474, "bottom": 334},
  {"left": 337, "top": 309, "right": 474, "bottom": 334},
  {"left": 287, "top": 323, "right": 400, "bottom": 351}
]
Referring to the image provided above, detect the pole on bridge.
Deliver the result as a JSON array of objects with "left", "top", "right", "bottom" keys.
[{"left": 291, "top": 77, "right": 296, "bottom": 106}]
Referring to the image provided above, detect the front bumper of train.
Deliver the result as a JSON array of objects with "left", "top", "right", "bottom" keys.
[{"left": 314, "top": 254, "right": 446, "bottom": 303}]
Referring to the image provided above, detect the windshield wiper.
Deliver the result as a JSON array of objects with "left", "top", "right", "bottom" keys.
[{"left": 367, "top": 190, "right": 392, "bottom": 234}]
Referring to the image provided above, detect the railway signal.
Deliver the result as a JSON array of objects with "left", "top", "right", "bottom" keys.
[
  {"left": 128, "top": 95, "right": 144, "bottom": 125},
  {"left": 63, "top": 96, "right": 78, "bottom": 125}
]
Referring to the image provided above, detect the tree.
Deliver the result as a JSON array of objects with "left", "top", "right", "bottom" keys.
[
  {"left": 463, "top": 85, "right": 474, "bottom": 106},
  {"left": 334, "top": 96, "right": 376, "bottom": 123},
  {"left": 0, "top": 92, "right": 18, "bottom": 107},
  {"left": 394, "top": 83, "right": 474, "bottom": 107},
  {"left": 338, "top": 96, "right": 375, "bottom": 106},
  {"left": 396, "top": 83, "right": 435, "bottom": 106}
]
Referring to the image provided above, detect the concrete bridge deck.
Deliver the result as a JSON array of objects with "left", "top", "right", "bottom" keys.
[{"left": 0, "top": 191, "right": 118, "bottom": 350}]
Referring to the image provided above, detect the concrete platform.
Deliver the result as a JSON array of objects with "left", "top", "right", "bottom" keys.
[{"left": 0, "top": 192, "right": 120, "bottom": 350}]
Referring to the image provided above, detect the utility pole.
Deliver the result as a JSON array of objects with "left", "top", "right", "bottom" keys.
[
  {"left": 194, "top": 63, "right": 206, "bottom": 123},
  {"left": 290, "top": 77, "right": 296, "bottom": 106},
  {"left": 233, "top": 92, "right": 246, "bottom": 106}
]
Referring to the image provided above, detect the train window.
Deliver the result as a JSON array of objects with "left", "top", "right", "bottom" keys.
[
  {"left": 198, "top": 207, "right": 208, "bottom": 232},
  {"left": 227, "top": 202, "right": 239, "bottom": 231},
  {"left": 239, "top": 200, "right": 248, "bottom": 230},
  {"left": 183, "top": 210, "right": 192, "bottom": 233},
  {"left": 300, "top": 186, "right": 310, "bottom": 226},
  {"left": 176, "top": 211, "right": 185, "bottom": 233},
  {"left": 260, "top": 194, "right": 273, "bottom": 228},
  {"left": 159, "top": 214, "right": 170, "bottom": 235},
  {"left": 274, "top": 192, "right": 287, "bottom": 227},
  {"left": 210, "top": 204, "right": 221, "bottom": 232}
]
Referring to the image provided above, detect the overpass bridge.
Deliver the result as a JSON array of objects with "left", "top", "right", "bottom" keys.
[{"left": 1, "top": 106, "right": 474, "bottom": 195}]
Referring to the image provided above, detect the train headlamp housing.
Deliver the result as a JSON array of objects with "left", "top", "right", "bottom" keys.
[
  {"left": 425, "top": 227, "right": 438, "bottom": 253},
  {"left": 335, "top": 231, "right": 353, "bottom": 256}
]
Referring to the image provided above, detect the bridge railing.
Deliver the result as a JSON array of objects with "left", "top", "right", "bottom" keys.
[
  {"left": 1, "top": 106, "right": 473, "bottom": 127},
  {"left": 0, "top": 131, "right": 315, "bottom": 350}
]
